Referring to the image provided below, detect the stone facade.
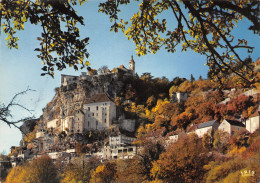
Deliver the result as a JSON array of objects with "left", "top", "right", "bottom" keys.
[
  {"left": 119, "top": 119, "right": 135, "bottom": 132},
  {"left": 195, "top": 120, "right": 219, "bottom": 138},
  {"left": 47, "top": 119, "right": 59, "bottom": 129},
  {"left": 83, "top": 93, "right": 116, "bottom": 131},
  {"left": 219, "top": 119, "right": 245, "bottom": 135},
  {"left": 101, "top": 134, "right": 137, "bottom": 160},
  {"left": 74, "top": 110, "right": 85, "bottom": 133},
  {"left": 246, "top": 114, "right": 260, "bottom": 133},
  {"left": 171, "top": 92, "right": 189, "bottom": 103}
]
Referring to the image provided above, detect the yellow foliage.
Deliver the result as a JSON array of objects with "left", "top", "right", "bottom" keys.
[
  {"left": 24, "top": 125, "right": 37, "bottom": 143},
  {"left": 228, "top": 146, "right": 246, "bottom": 157}
]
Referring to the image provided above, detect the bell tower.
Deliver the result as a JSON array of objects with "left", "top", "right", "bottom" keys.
[{"left": 129, "top": 55, "right": 135, "bottom": 75}]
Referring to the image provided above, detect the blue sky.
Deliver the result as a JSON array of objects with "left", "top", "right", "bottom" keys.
[{"left": 0, "top": 1, "right": 259, "bottom": 154}]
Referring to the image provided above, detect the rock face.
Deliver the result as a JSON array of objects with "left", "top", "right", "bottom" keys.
[
  {"left": 41, "top": 72, "right": 133, "bottom": 129},
  {"left": 20, "top": 118, "right": 38, "bottom": 135}
]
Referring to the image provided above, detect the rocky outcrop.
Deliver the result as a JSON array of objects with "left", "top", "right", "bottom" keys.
[{"left": 41, "top": 73, "right": 130, "bottom": 126}]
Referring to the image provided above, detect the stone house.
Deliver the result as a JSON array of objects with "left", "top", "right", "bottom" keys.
[
  {"left": 61, "top": 116, "right": 74, "bottom": 132},
  {"left": 171, "top": 92, "right": 189, "bottom": 103},
  {"left": 101, "top": 133, "right": 137, "bottom": 160},
  {"left": 195, "top": 120, "right": 220, "bottom": 138},
  {"left": 47, "top": 119, "right": 59, "bottom": 129},
  {"left": 246, "top": 109, "right": 260, "bottom": 133},
  {"left": 83, "top": 93, "right": 116, "bottom": 131},
  {"left": 74, "top": 110, "right": 85, "bottom": 133},
  {"left": 219, "top": 119, "right": 245, "bottom": 135},
  {"left": 166, "top": 131, "right": 182, "bottom": 145}
]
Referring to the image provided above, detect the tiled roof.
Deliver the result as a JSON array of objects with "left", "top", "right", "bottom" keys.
[
  {"left": 187, "top": 124, "right": 198, "bottom": 132},
  {"left": 197, "top": 120, "right": 218, "bottom": 129},
  {"left": 225, "top": 119, "right": 245, "bottom": 127},
  {"left": 86, "top": 93, "right": 113, "bottom": 104}
]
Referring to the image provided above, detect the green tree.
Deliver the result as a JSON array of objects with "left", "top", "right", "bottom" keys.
[{"left": 190, "top": 74, "right": 195, "bottom": 82}]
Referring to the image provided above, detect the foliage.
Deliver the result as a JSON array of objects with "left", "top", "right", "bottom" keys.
[
  {"left": 24, "top": 125, "right": 37, "bottom": 143},
  {"left": 90, "top": 161, "right": 117, "bottom": 183},
  {"left": 151, "top": 133, "right": 209, "bottom": 182},
  {"left": 5, "top": 155, "right": 59, "bottom": 183},
  {"left": 100, "top": 0, "right": 259, "bottom": 84},
  {"left": 216, "top": 94, "right": 254, "bottom": 119},
  {"left": 98, "top": 65, "right": 109, "bottom": 74},
  {"left": 61, "top": 156, "right": 101, "bottom": 183},
  {"left": 88, "top": 68, "right": 98, "bottom": 76},
  {"left": 1, "top": 0, "right": 89, "bottom": 77},
  {"left": 213, "top": 130, "right": 230, "bottom": 153}
]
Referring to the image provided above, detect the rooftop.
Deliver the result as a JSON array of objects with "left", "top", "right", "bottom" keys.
[
  {"left": 197, "top": 120, "right": 218, "bottom": 129},
  {"left": 224, "top": 119, "right": 245, "bottom": 127},
  {"left": 86, "top": 93, "right": 113, "bottom": 104}
]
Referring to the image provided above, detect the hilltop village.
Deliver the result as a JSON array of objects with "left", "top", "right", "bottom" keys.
[{"left": 3, "top": 57, "right": 260, "bottom": 182}]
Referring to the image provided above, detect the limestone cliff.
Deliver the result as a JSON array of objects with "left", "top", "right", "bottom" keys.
[{"left": 41, "top": 73, "right": 132, "bottom": 128}]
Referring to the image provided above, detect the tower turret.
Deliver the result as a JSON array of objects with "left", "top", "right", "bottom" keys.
[{"left": 129, "top": 56, "right": 135, "bottom": 75}]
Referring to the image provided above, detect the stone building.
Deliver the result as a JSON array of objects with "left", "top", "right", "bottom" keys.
[
  {"left": 129, "top": 55, "right": 135, "bottom": 75},
  {"left": 219, "top": 119, "right": 245, "bottom": 135},
  {"left": 74, "top": 110, "right": 85, "bottom": 133},
  {"left": 102, "top": 133, "right": 137, "bottom": 160},
  {"left": 171, "top": 92, "right": 189, "bottom": 103},
  {"left": 83, "top": 93, "right": 116, "bottom": 131},
  {"left": 195, "top": 120, "right": 220, "bottom": 138},
  {"left": 246, "top": 109, "right": 260, "bottom": 133}
]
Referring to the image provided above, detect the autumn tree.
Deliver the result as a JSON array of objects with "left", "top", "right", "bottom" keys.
[
  {"left": 213, "top": 130, "right": 230, "bottom": 153},
  {"left": 88, "top": 68, "right": 98, "bottom": 76},
  {"left": 6, "top": 155, "right": 59, "bottom": 183},
  {"left": 61, "top": 156, "right": 101, "bottom": 183},
  {"left": 100, "top": 0, "right": 259, "bottom": 84},
  {"left": 0, "top": 0, "right": 90, "bottom": 77},
  {"left": 90, "top": 161, "right": 117, "bottom": 183},
  {"left": 1, "top": 1, "right": 259, "bottom": 82},
  {"left": 98, "top": 65, "right": 109, "bottom": 74},
  {"left": 151, "top": 133, "right": 209, "bottom": 182}
]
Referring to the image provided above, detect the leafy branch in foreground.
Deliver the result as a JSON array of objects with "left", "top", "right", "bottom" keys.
[
  {"left": 0, "top": 88, "right": 35, "bottom": 133},
  {"left": 99, "top": 0, "right": 259, "bottom": 85},
  {"left": 0, "top": 0, "right": 89, "bottom": 77}
]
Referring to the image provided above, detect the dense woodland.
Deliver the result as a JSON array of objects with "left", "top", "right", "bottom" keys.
[{"left": 2, "top": 59, "right": 260, "bottom": 183}]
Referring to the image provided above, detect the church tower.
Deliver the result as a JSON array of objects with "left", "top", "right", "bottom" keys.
[{"left": 129, "top": 56, "right": 135, "bottom": 75}]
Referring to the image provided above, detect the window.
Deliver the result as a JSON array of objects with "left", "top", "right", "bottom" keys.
[
  {"left": 128, "top": 148, "right": 133, "bottom": 152},
  {"left": 96, "top": 106, "right": 98, "bottom": 110},
  {"left": 88, "top": 107, "right": 90, "bottom": 111},
  {"left": 104, "top": 119, "right": 106, "bottom": 123},
  {"left": 92, "top": 113, "right": 94, "bottom": 116},
  {"left": 88, "top": 121, "right": 89, "bottom": 127}
]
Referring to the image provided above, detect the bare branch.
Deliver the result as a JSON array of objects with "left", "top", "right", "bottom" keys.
[{"left": 0, "top": 88, "right": 35, "bottom": 134}]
